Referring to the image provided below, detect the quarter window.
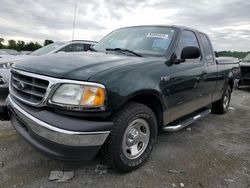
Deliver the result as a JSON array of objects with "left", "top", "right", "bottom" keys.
[{"left": 200, "top": 34, "right": 214, "bottom": 62}]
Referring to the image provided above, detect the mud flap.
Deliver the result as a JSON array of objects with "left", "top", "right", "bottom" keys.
[{"left": 0, "top": 105, "right": 10, "bottom": 121}]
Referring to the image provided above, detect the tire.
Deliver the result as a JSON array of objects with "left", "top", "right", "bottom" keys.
[
  {"left": 105, "top": 102, "right": 157, "bottom": 173},
  {"left": 212, "top": 87, "right": 231, "bottom": 114}
]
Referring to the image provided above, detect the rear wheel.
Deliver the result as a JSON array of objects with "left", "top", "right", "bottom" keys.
[
  {"left": 212, "top": 87, "right": 231, "bottom": 114},
  {"left": 105, "top": 102, "right": 157, "bottom": 172}
]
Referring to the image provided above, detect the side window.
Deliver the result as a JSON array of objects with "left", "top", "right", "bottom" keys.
[
  {"left": 176, "top": 30, "right": 200, "bottom": 63},
  {"left": 59, "top": 44, "right": 73, "bottom": 52},
  {"left": 199, "top": 34, "right": 214, "bottom": 62},
  {"left": 84, "top": 44, "right": 91, "bottom": 51},
  {"left": 58, "top": 43, "right": 86, "bottom": 53},
  {"left": 72, "top": 43, "right": 85, "bottom": 52}
]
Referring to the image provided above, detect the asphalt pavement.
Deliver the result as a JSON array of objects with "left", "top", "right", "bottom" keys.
[{"left": 0, "top": 89, "right": 250, "bottom": 188}]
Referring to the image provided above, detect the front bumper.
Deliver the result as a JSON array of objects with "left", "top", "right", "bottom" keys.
[{"left": 6, "top": 96, "right": 113, "bottom": 160}]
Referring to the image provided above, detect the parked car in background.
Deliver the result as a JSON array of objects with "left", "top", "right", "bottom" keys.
[
  {"left": 0, "top": 40, "right": 97, "bottom": 92},
  {"left": 0, "top": 25, "right": 237, "bottom": 172},
  {"left": 239, "top": 53, "right": 250, "bottom": 87},
  {"left": 0, "top": 50, "right": 12, "bottom": 93},
  {"left": 0, "top": 49, "right": 19, "bottom": 55},
  {"left": 29, "top": 40, "right": 97, "bottom": 56},
  {"left": 19, "top": 51, "right": 32, "bottom": 55},
  {"left": 0, "top": 50, "right": 12, "bottom": 58},
  {"left": 216, "top": 56, "right": 241, "bottom": 87}
]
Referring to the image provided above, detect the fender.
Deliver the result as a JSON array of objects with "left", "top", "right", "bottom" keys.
[{"left": 121, "top": 89, "right": 166, "bottom": 109}]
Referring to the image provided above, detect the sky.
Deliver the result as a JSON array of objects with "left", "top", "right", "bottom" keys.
[{"left": 0, "top": 0, "right": 249, "bottom": 51}]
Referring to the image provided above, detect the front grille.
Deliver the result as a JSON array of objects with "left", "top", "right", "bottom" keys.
[
  {"left": 10, "top": 70, "right": 49, "bottom": 104},
  {"left": 241, "top": 66, "right": 250, "bottom": 77}
]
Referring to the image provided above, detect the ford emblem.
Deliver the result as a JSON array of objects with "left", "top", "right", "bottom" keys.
[{"left": 16, "top": 81, "right": 25, "bottom": 90}]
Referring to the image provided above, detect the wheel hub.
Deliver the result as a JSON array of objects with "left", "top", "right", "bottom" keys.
[
  {"left": 122, "top": 118, "right": 150, "bottom": 160},
  {"left": 127, "top": 128, "right": 139, "bottom": 145}
]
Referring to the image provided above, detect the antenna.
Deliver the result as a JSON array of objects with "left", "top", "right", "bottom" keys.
[{"left": 72, "top": 2, "right": 77, "bottom": 41}]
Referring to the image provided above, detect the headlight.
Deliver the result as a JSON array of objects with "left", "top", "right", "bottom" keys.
[
  {"left": 0, "top": 62, "right": 14, "bottom": 69},
  {"left": 50, "top": 83, "right": 105, "bottom": 109}
]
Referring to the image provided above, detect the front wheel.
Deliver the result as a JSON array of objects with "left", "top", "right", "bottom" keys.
[
  {"left": 212, "top": 87, "right": 231, "bottom": 114},
  {"left": 105, "top": 102, "right": 157, "bottom": 172}
]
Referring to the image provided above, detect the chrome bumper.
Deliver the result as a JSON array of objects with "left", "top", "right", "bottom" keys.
[{"left": 7, "top": 96, "right": 110, "bottom": 147}]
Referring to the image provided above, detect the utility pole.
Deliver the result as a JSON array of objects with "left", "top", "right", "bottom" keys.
[{"left": 72, "top": 2, "right": 77, "bottom": 41}]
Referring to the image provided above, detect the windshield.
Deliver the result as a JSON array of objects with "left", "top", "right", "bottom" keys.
[
  {"left": 243, "top": 53, "right": 250, "bottom": 62},
  {"left": 93, "top": 26, "right": 176, "bottom": 56},
  {"left": 30, "top": 42, "right": 66, "bottom": 56}
]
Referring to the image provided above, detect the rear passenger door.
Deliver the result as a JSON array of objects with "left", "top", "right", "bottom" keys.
[
  {"left": 199, "top": 33, "right": 218, "bottom": 103},
  {"left": 167, "top": 30, "right": 205, "bottom": 122}
]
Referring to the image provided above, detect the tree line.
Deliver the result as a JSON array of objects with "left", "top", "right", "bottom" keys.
[
  {"left": 217, "top": 51, "right": 249, "bottom": 59},
  {"left": 0, "top": 38, "right": 248, "bottom": 58},
  {"left": 0, "top": 38, "right": 54, "bottom": 52}
]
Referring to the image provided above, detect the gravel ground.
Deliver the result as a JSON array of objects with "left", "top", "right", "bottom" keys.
[{"left": 0, "top": 89, "right": 250, "bottom": 188}]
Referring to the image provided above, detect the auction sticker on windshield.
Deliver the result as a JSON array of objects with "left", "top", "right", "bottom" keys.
[{"left": 147, "top": 33, "right": 169, "bottom": 39}]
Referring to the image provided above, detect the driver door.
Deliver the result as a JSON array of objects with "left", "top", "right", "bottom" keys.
[{"left": 165, "top": 30, "right": 205, "bottom": 122}]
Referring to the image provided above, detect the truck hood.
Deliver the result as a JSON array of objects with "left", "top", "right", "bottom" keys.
[{"left": 14, "top": 52, "right": 156, "bottom": 81}]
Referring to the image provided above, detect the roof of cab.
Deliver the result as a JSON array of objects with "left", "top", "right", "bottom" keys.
[{"left": 116, "top": 25, "right": 201, "bottom": 32}]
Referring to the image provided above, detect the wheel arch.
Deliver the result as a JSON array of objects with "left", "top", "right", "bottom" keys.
[{"left": 119, "top": 90, "right": 166, "bottom": 128}]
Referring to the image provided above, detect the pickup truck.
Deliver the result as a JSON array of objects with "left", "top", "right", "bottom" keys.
[
  {"left": 239, "top": 53, "right": 250, "bottom": 86},
  {"left": 0, "top": 26, "right": 236, "bottom": 172}
]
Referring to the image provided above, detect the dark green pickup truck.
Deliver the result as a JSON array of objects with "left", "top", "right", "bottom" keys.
[{"left": 0, "top": 26, "right": 236, "bottom": 172}]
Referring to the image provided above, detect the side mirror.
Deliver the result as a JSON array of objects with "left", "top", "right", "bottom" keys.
[
  {"left": 181, "top": 46, "right": 201, "bottom": 60},
  {"left": 214, "top": 51, "right": 219, "bottom": 57}
]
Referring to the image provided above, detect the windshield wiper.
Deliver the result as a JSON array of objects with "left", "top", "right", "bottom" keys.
[{"left": 106, "top": 48, "right": 142, "bottom": 57}]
